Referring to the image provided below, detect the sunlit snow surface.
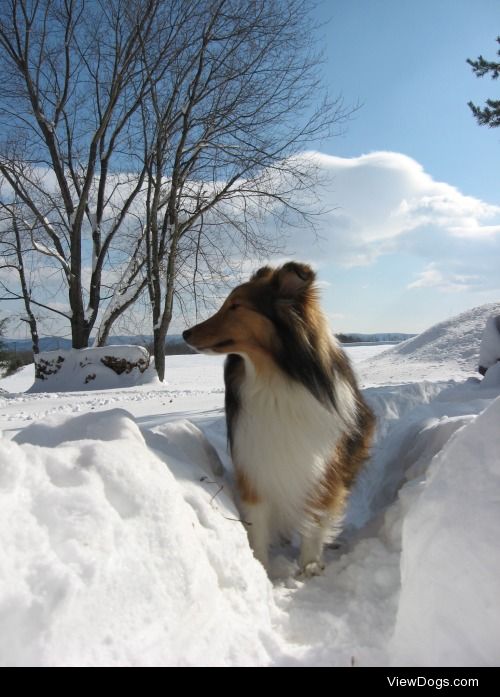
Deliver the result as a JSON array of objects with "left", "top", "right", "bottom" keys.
[{"left": 1, "top": 305, "right": 499, "bottom": 666}]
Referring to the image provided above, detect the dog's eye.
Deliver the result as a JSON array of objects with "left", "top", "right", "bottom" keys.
[{"left": 229, "top": 303, "right": 241, "bottom": 311}]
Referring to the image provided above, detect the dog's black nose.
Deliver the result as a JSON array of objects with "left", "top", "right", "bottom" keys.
[{"left": 183, "top": 329, "right": 192, "bottom": 341}]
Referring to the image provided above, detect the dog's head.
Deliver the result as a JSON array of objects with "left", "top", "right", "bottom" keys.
[{"left": 182, "top": 262, "right": 318, "bottom": 360}]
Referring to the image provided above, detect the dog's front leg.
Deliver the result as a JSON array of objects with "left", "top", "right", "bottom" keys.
[
  {"left": 298, "top": 522, "right": 330, "bottom": 577},
  {"left": 241, "top": 501, "right": 271, "bottom": 570}
]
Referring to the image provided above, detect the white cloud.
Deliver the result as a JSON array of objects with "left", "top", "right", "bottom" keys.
[
  {"left": 278, "top": 151, "right": 500, "bottom": 293},
  {"left": 299, "top": 151, "right": 500, "bottom": 256},
  {"left": 448, "top": 224, "right": 500, "bottom": 239},
  {"left": 408, "top": 263, "right": 480, "bottom": 293}
]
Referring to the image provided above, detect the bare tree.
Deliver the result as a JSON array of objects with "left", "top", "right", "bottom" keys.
[
  {"left": 0, "top": 192, "right": 41, "bottom": 353},
  {"left": 1, "top": 0, "right": 349, "bottom": 377},
  {"left": 96, "top": 0, "right": 349, "bottom": 380},
  {"left": 0, "top": 0, "right": 170, "bottom": 348}
]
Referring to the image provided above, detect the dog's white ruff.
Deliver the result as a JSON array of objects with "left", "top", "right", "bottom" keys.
[{"left": 233, "top": 355, "right": 357, "bottom": 570}]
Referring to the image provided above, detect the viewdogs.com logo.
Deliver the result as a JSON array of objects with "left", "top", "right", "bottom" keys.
[{"left": 387, "top": 677, "right": 479, "bottom": 689}]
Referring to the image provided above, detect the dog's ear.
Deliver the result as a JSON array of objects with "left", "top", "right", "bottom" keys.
[
  {"left": 251, "top": 266, "right": 273, "bottom": 281},
  {"left": 276, "top": 262, "right": 316, "bottom": 298}
]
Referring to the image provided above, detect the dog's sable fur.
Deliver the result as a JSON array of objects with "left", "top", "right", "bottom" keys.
[{"left": 184, "top": 262, "right": 375, "bottom": 576}]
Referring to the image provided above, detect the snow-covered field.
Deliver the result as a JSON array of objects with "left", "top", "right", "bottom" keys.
[{"left": 1, "top": 304, "right": 499, "bottom": 667}]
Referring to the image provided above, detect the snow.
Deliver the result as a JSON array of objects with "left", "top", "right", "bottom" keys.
[
  {"left": 0, "top": 411, "right": 276, "bottom": 666},
  {"left": 358, "top": 301, "right": 500, "bottom": 384},
  {"left": 0, "top": 364, "right": 34, "bottom": 393},
  {"left": 478, "top": 313, "right": 500, "bottom": 373},
  {"left": 0, "top": 305, "right": 499, "bottom": 666},
  {"left": 34, "top": 223, "right": 71, "bottom": 277},
  {"left": 31, "top": 345, "right": 157, "bottom": 393},
  {"left": 390, "top": 395, "right": 500, "bottom": 667}
]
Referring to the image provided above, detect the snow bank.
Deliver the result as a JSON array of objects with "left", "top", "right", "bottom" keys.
[
  {"left": 0, "top": 364, "right": 35, "bottom": 393},
  {"left": 479, "top": 314, "right": 500, "bottom": 375},
  {"left": 391, "top": 395, "right": 500, "bottom": 666},
  {"left": 358, "top": 302, "right": 500, "bottom": 384},
  {"left": 31, "top": 345, "right": 158, "bottom": 392},
  {"left": 0, "top": 409, "right": 279, "bottom": 667}
]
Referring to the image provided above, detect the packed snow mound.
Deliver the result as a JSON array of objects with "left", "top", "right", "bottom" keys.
[
  {"left": 391, "top": 395, "right": 500, "bottom": 666},
  {"left": 479, "top": 314, "right": 500, "bottom": 374},
  {"left": 0, "top": 364, "right": 35, "bottom": 393},
  {"left": 357, "top": 302, "right": 500, "bottom": 384},
  {"left": 14, "top": 408, "right": 146, "bottom": 448},
  {"left": 482, "top": 360, "right": 500, "bottom": 388},
  {"left": 0, "top": 409, "right": 277, "bottom": 667},
  {"left": 30, "top": 345, "right": 158, "bottom": 392}
]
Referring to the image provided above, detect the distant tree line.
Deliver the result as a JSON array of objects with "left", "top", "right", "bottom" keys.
[{"left": 335, "top": 333, "right": 357, "bottom": 344}]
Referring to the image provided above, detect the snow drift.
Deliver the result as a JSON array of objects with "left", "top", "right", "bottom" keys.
[
  {"left": 358, "top": 301, "right": 500, "bottom": 384},
  {"left": 0, "top": 410, "right": 277, "bottom": 666},
  {"left": 391, "top": 395, "right": 500, "bottom": 667}
]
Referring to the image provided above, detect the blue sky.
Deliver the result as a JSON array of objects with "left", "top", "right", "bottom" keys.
[
  {"left": 299, "top": 0, "right": 500, "bottom": 333},
  {"left": 3, "top": 1, "right": 499, "bottom": 340}
]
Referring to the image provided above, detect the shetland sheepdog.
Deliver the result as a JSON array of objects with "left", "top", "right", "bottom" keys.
[{"left": 183, "top": 262, "right": 374, "bottom": 576}]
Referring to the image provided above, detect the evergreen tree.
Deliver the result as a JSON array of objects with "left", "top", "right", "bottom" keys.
[{"left": 467, "top": 37, "right": 500, "bottom": 127}]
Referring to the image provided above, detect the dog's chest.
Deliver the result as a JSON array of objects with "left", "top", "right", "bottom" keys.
[{"left": 231, "top": 367, "right": 344, "bottom": 512}]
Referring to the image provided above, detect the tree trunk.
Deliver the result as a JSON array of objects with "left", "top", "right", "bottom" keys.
[
  {"left": 12, "top": 217, "right": 40, "bottom": 354},
  {"left": 71, "top": 311, "right": 91, "bottom": 349},
  {"left": 153, "top": 325, "right": 168, "bottom": 382},
  {"left": 27, "top": 315, "right": 40, "bottom": 355}
]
